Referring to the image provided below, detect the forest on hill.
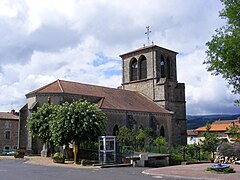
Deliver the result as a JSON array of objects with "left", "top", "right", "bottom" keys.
[{"left": 187, "top": 114, "right": 240, "bottom": 130}]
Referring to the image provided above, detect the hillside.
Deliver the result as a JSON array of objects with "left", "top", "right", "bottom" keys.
[{"left": 187, "top": 114, "right": 240, "bottom": 130}]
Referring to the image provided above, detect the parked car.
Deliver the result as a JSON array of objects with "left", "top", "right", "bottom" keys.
[{"left": 1, "top": 149, "right": 16, "bottom": 156}]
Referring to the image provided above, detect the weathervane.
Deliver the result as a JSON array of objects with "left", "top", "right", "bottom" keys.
[{"left": 145, "top": 26, "right": 151, "bottom": 45}]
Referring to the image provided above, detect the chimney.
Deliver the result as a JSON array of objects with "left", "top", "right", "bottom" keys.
[{"left": 11, "top": 109, "right": 16, "bottom": 115}]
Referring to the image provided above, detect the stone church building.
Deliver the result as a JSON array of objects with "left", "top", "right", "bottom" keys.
[{"left": 19, "top": 45, "right": 187, "bottom": 154}]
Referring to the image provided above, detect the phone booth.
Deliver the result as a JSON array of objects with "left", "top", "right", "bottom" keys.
[{"left": 98, "top": 136, "right": 116, "bottom": 163}]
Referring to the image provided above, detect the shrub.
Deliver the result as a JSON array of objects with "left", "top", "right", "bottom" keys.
[
  {"left": 206, "top": 167, "right": 235, "bottom": 174},
  {"left": 223, "top": 168, "right": 235, "bottom": 173},
  {"left": 52, "top": 152, "right": 65, "bottom": 163},
  {"left": 14, "top": 149, "right": 25, "bottom": 158}
]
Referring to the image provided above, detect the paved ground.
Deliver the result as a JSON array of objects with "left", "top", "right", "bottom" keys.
[
  {"left": 143, "top": 163, "right": 240, "bottom": 180},
  {"left": 1, "top": 156, "right": 240, "bottom": 179},
  {"left": 0, "top": 157, "right": 176, "bottom": 180}
]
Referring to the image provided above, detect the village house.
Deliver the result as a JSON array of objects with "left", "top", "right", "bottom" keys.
[
  {"left": 18, "top": 45, "right": 187, "bottom": 154},
  {"left": 187, "top": 130, "right": 198, "bottom": 145},
  {"left": 0, "top": 110, "right": 19, "bottom": 153},
  {"left": 190, "top": 118, "right": 240, "bottom": 144}
]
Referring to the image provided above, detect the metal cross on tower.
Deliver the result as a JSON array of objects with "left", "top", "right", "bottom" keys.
[{"left": 145, "top": 26, "right": 151, "bottom": 45}]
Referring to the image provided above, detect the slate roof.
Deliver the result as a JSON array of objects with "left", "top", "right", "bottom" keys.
[
  {"left": 26, "top": 79, "right": 171, "bottom": 114},
  {"left": 0, "top": 112, "right": 19, "bottom": 121}
]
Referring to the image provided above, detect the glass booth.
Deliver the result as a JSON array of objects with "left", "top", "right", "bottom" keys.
[{"left": 98, "top": 136, "right": 116, "bottom": 163}]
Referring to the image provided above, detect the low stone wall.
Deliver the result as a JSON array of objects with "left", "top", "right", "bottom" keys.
[
  {"left": 131, "top": 153, "right": 170, "bottom": 167},
  {"left": 214, "top": 155, "right": 239, "bottom": 164}
]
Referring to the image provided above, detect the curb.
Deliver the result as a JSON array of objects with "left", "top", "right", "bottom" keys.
[
  {"left": 97, "top": 163, "right": 132, "bottom": 168},
  {"left": 142, "top": 169, "right": 218, "bottom": 180}
]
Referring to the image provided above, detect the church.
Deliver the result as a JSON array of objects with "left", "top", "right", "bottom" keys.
[{"left": 18, "top": 45, "right": 187, "bottom": 154}]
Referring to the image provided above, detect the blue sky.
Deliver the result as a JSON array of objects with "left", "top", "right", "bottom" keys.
[{"left": 0, "top": 0, "right": 239, "bottom": 114}]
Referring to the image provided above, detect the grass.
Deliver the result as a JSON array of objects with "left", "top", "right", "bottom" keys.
[{"left": 206, "top": 167, "right": 235, "bottom": 174}]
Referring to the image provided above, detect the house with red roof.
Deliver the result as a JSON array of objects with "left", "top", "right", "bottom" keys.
[{"left": 195, "top": 118, "right": 240, "bottom": 144}]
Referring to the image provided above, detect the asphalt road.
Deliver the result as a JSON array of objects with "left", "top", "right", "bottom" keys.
[{"left": 0, "top": 158, "right": 183, "bottom": 180}]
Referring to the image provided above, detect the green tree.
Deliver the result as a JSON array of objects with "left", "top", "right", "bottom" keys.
[
  {"left": 143, "top": 127, "right": 157, "bottom": 144},
  {"left": 226, "top": 122, "right": 240, "bottom": 143},
  {"left": 135, "top": 129, "right": 145, "bottom": 150},
  {"left": 200, "top": 124, "right": 220, "bottom": 158},
  {"left": 154, "top": 136, "right": 167, "bottom": 146},
  {"left": 153, "top": 136, "right": 169, "bottom": 154},
  {"left": 27, "top": 103, "right": 59, "bottom": 154},
  {"left": 116, "top": 126, "right": 134, "bottom": 146},
  {"left": 51, "top": 100, "right": 106, "bottom": 163},
  {"left": 204, "top": 0, "right": 240, "bottom": 103}
]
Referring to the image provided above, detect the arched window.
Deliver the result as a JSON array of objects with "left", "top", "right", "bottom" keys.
[
  {"left": 130, "top": 58, "right": 138, "bottom": 81},
  {"left": 166, "top": 57, "right": 171, "bottom": 79},
  {"left": 139, "top": 125, "right": 144, "bottom": 130},
  {"left": 160, "top": 126, "right": 165, "bottom": 137},
  {"left": 160, "top": 56, "right": 165, "bottom": 78},
  {"left": 139, "top": 56, "right": 147, "bottom": 79},
  {"left": 113, "top": 124, "right": 119, "bottom": 136}
]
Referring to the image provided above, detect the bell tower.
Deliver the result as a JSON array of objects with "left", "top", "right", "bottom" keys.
[{"left": 120, "top": 45, "right": 187, "bottom": 145}]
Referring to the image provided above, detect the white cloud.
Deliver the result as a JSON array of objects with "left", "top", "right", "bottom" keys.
[
  {"left": 0, "top": 0, "right": 239, "bottom": 115},
  {"left": 0, "top": 0, "right": 18, "bottom": 18},
  {"left": 177, "top": 49, "right": 239, "bottom": 114}
]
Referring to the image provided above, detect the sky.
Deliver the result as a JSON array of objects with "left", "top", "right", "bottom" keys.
[{"left": 0, "top": 0, "right": 239, "bottom": 115}]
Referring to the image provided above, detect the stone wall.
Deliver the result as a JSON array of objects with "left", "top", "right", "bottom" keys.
[
  {"left": 103, "top": 109, "right": 173, "bottom": 144},
  {"left": 121, "top": 45, "right": 187, "bottom": 146},
  {"left": 19, "top": 104, "right": 28, "bottom": 149}
]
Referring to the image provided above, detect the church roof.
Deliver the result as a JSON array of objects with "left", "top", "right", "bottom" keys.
[
  {"left": 26, "top": 79, "right": 171, "bottom": 114},
  {"left": 120, "top": 45, "right": 178, "bottom": 58}
]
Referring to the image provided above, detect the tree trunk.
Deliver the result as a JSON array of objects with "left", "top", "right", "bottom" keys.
[{"left": 73, "top": 143, "right": 78, "bottom": 164}]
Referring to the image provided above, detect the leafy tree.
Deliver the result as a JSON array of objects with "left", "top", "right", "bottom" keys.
[
  {"left": 200, "top": 124, "right": 220, "bottom": 158},
  {"left": 116, "top": 126, "right": 134, "bottom": 146},
  {"left": 153, "top": 136, "right": 169, "bottom": 154},
  {"left": 51, "top": 100, "right": 106, "bottom": 163},
  {"left": 143, "top": 127, "right": 157, "bottom": 144},
  {"left": 204, "top": 0, "right": 240, "bottom": 103},
  {"left": 218, "top": 141, "right": 240, "bottom": 158},
  {"left": 226, "top": 122, "right": 240, "bottom": 143},
  {"left": 135, "top": 129, "right": 145, "bottom": 150},
  {"left": 154, "top": 136, "right": 167, "bottom": 146},
  {"left": 27, "top": 103, "right": 59, "bottom": 154}
]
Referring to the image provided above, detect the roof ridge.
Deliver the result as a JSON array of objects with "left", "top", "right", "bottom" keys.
[
  {"left": 58, "top": 79, "right": 138, "bottom": 93},
  {"left": 26, "top": 80, "right": 59, "bottom": 95},
  {"left": 57, "top": 79, "right": 64, "bottom": 93}
]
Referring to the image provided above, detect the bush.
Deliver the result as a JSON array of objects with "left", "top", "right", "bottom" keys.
[
  {"left": 14, "top": 149, "right": 25, "bottom": 158},
  {"left": 223, "top": 168, "right": 235, "bottom": 173},
  {"left": 52, "top": 152, "right": 65, "bottom": 163},
  {"left": 206, "top": 167, "right": 235, "bottom": 174}
]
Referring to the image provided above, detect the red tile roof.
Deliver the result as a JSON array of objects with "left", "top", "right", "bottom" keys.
[
  {"left": 196, "top": 122, "right": 240, "bottom": 132},
  {"left": 0, "top": 112, "right": 19, "bottom": 121},
  {"left": 187, "top": 130, "right": 198, "bottom": 136},
  {"left": 26, "top": 79, "right": 171, "bottom": 114}
]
